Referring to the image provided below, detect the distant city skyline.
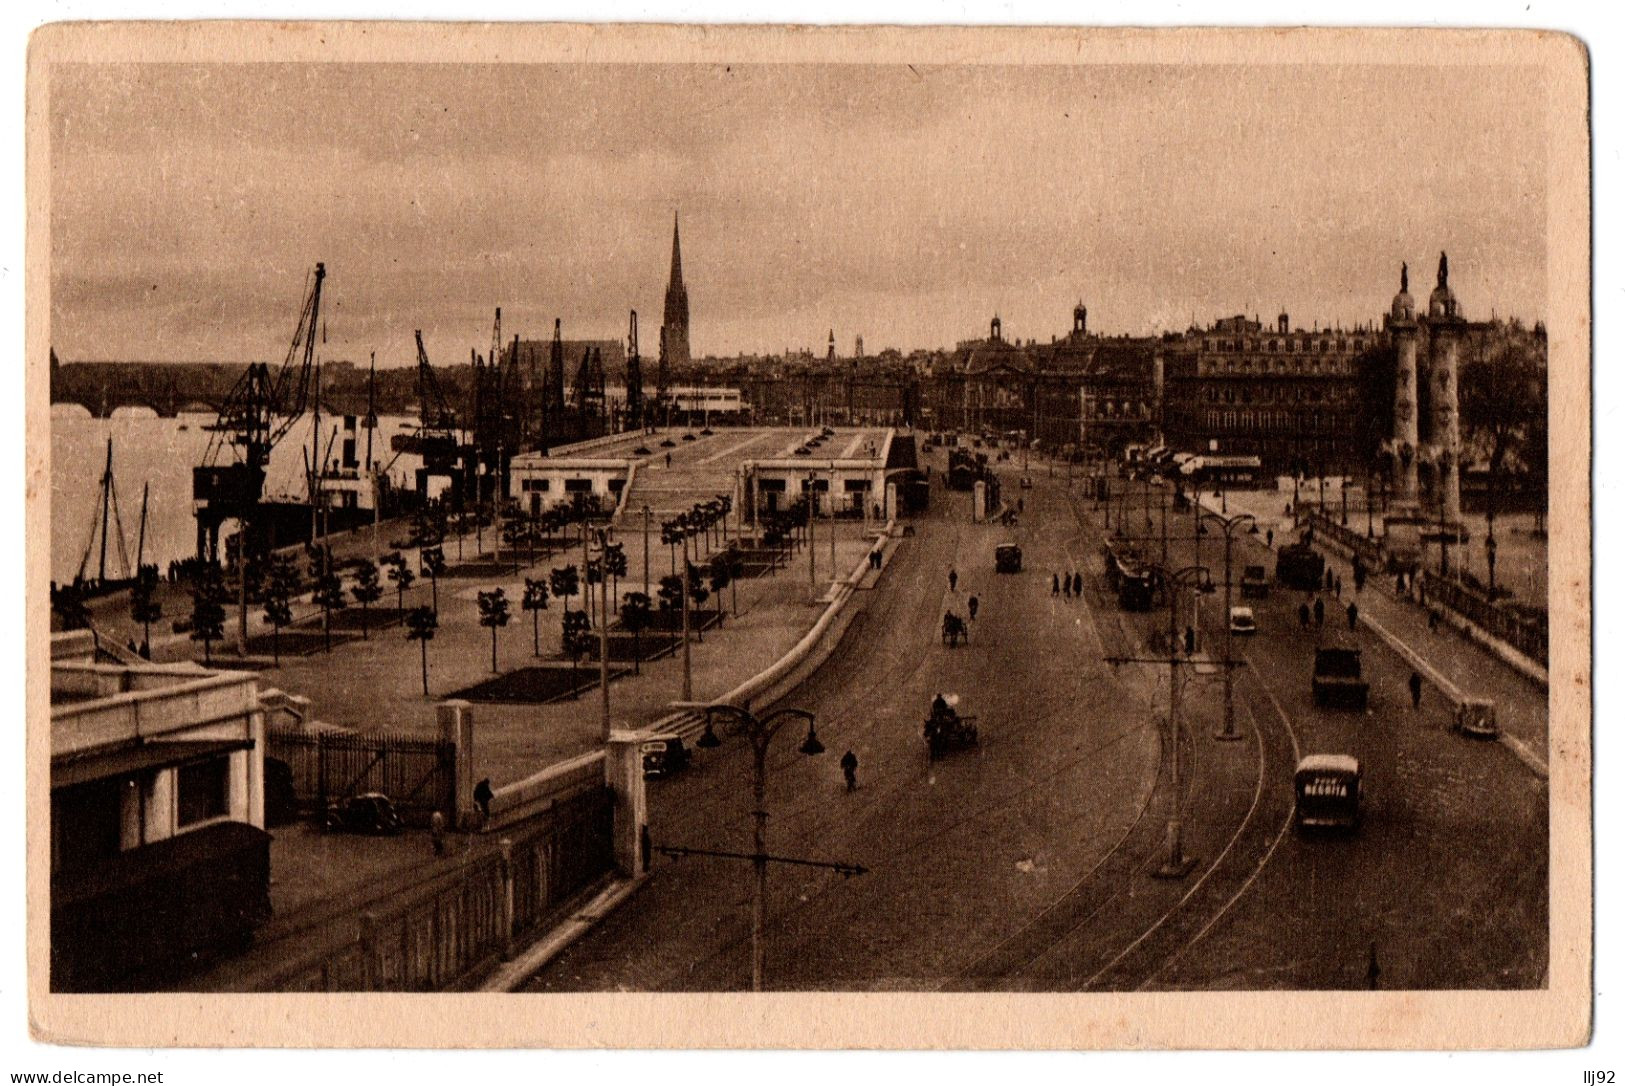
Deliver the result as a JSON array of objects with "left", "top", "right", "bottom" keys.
[{"left": 50, "top": 62, "right": 1548, "bottom": 366}]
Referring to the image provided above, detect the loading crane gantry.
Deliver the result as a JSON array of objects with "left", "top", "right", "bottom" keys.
[
  {"left": 193, "top": 262, "right": 325, "bottom": 564},
  {"left": 192, "top": 261, "right": 325, "bottom": 656}
]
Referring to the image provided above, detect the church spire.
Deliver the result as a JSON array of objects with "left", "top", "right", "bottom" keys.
[
  {"left": 662, "top": 210, "right": 692, "bottom": 367},
  {"left": 670, "top": 211, "right": 684, "bottom": 291}
]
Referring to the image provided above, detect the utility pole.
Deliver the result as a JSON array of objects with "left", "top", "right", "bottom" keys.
[
  {"left": 642, "top": 506, "right": 652, "bottom": 594},
  {"left": 1202, "top": 512, "right": 1255, "bottom": 741},
  {"left": 1156, "top": 565, "right": 1206, "bottom": 878}
]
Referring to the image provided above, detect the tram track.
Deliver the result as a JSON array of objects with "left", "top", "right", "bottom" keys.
[
  {"left": 952, "top": 486, "right": 1301, "bottom": 990},
  {"left": 631, "top": 477, "right": 1171, "bottom": 989}
]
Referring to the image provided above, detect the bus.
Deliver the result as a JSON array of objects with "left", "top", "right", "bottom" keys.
[{"left": 1294, "top": 754, "right": 1362, "bottom": 830}]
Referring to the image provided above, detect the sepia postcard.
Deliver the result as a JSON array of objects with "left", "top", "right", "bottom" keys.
[{"left": 24, "top": 21, "right": 1591, "bottom": 1050}]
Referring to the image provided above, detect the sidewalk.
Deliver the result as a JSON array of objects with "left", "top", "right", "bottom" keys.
[
  {"left": 172, "top": 517, "right": 882, "bottom": 990},
  {"left": 1196, "top": 489, "right": 1549, "bottom": 774}
]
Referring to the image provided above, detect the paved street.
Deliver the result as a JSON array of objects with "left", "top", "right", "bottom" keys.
[
  {"left": 528, "top": 454, "right": 1165, "bottom": 990},
  {"left": 526, "top": 456, "right": 1548, "bottom": 992},
  {"left": 1075, "top": 474, "right": 1548, "bottom": 989}
]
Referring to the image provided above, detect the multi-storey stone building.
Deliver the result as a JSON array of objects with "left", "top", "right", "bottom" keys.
[
  {"left": 1160, "top": 312, "right": 1381, "bottom": 474},
  {"left": 929, "top": 308, "right": 1160, "bottom": 456}
]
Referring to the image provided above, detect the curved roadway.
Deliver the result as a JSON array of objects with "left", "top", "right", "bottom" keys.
[{"left": 526, "top": 454, "right": 1547, "bottom": 992}]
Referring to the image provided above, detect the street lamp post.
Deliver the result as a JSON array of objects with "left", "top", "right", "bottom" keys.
[
  {"left": 828, "top": 461, "right": 837, "bottom": 576},
  {"left": 1366, "top": 464, "right": 1375, "bottom": 539},
  {"left": 594, "top": 528, "right": 612, "bottom": 743},
  {"left": 693, "top": 701, "right": 826, "bottom": 991},
  {"left": 680, "top": 523, "right": 693, "bottom": 703},
  {"left": 1201, "top": 511, "right": 1255, "bottom": 742},
  {"left": 807, "top": 473, "right": 817, "bottom": 592},
  {"left": 1191, "top": 481, "right": 1203, "bottom": 576},
  {"left": 642, "top": 506, "right": 651, "bottom": 595}
]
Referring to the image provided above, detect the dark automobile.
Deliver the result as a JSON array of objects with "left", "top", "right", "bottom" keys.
[
  {"left": 1276, "top": 543, "right": 1326, "bottom": 591},
  {"left": 642, "top": 735, "right": 692, "bottom": 779},
  {"left": 323, "top": 792, "right": 404, "bottom": 834},
  {"left": 1311, "top": 647, "right": 1370, "bottom": 710}
]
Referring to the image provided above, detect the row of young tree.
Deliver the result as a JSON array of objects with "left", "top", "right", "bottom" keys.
[{"left": 68, "top": 489, "right": 765, "bottom": 698}]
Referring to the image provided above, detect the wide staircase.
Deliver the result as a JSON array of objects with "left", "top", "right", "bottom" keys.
[{"left": 616, "top": 460, "right": 739, "bottom": 525}]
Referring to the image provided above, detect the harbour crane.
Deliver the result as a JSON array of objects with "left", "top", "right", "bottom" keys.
[
  {"left": 192, "top": 261, "right": 325, "bottom": 653},
  {"left": 193, "top": 261, "right": 325, "bottom": 561}
]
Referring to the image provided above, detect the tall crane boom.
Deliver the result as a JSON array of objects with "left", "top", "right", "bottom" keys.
[{"left": 194, "top": 262, "right": 327, "bottom": 561}]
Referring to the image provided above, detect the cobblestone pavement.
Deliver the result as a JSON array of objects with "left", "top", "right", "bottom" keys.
[
  {"left": 527, "top": 452, "right": 1166, "bottom": 990},
  {"left": 1090, "top": 476, "right": 1548, "bottom": 990},
  {"left": 1189, "top": 485, "right": 1551, "bottom": 767},
  {"left": 528, "top": 461, "right": 1548, "bottom": 992}
]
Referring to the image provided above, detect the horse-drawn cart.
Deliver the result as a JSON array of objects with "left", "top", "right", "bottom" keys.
[{"left": 925, "top": 693, "right": 978, "bottom": 758}]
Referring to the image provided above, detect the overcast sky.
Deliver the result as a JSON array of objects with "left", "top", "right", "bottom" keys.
[{"left": 49, "top": 61, "right": 1549, "bottom": 366}]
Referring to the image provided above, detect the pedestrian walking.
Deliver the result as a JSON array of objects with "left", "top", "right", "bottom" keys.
[
  {"left": 840, "top": 749, "right": 859, "bottom": 792},
  {"left": 1325, "top": 568, "right": 1335, "bottom": 592},
  {"left": 1313, "top": 597, "right": 1325, "bottom": 627},
  {"left": 429, "top": 810, "right": 446, "bottom": 855},
  {"left": 968, "top": 595, "right": 980, "bottom": 621},
  {"left": 1266, "top": 528, "right": 1274, "bottom": 549},
  {"left": 1298, "top": 602, "right": 1310, "bottom": 629},
  {"left": 1063, "top": 574, "right": 1072, "bottom": 600},
  {"left": 1354, "top": 564, "right": 1366, "bottom": 594},
  {"left": 1335, "top": 574, "right": 1343, "bottom": 598},
  {"left": 1052, "top": 573, "right": 1060, "bottom": 596},
  {"left": 1017, "top": 497, "right": 1025, "bottom": 514},
  {"left": 665, "top": 451, "right": 672, "bottom": 468},
  {"left": 1184, "top": 626, "right": 1196, "bottom": 655},
  {"left": 1073, "top": 572, "right": 1083, "bottom": 597},
  {"left": 1346, "top": 601, "right": 1358, "bottom": 630},
  {"left": 473, "top": 777, "right": 493, "bottom": 826},
  {"left": 1408, "top": 670, "right": 1424, "bottom": 710},
  {"left": 1428, "top": 607, "right": 1440, "bottom": 632},
  {"left": 949, "top": 568, "right": 958, "bottom": 592}
]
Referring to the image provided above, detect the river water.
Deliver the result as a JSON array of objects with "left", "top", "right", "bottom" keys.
[{"left": 50, "top": 407, "right": 428, "bottom": 586}]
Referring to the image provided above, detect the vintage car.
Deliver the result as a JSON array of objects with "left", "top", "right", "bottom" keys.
[
  {"left": 1228, "top": 606, "right": 1257, "bottom": 635},
  {"left": 1312, "top": 646, "right": 1370, "bottom": 710},
  {"left": 323, "top": 792, "right": 404, "bottom": 835},
  {"left": 995, "top": 543, "right": 1023, "bottom": 573},
  {"left": 641, "top": 735, "right": 693, "bottom": 779},
  {"left": 1453, "top": 697, "right": 1500, "bottom": 739}
]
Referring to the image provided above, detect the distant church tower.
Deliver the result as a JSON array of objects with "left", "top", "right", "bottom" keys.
[{"left": 662, "top": 212, "right": 691, "bottom": 368}]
